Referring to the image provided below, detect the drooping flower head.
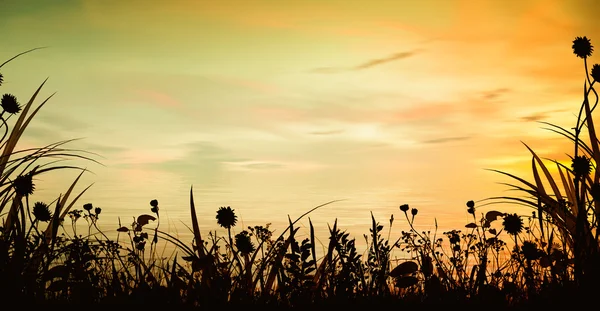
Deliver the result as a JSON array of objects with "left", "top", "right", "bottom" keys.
[
  {"left": 1, "top": 94, "right": 21, "bottom": 115},
  {"left": 235, "top": 230, "right": 255, "bottom": 255},
  {"left": 216, "top": 206, "right": 237, "bottom": 229},
  {"left": 572, "top": 36, "right": 593, "bottom": 58},
  {"left": 13, "top": 173, "right": 34, "bottom": 196},
  {"left": 33, "top": 201, "right": 52, "bottom": 222},
  {"left": 502, "top": 213, "right": 524, "bottom": 236},
  {"left": 591, "top": 64, "right": 600, "bottom": 82}
]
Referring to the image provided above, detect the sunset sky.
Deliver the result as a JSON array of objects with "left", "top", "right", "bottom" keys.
[{"left": 2, "top": 0, "right": 599, "bottom": 250}]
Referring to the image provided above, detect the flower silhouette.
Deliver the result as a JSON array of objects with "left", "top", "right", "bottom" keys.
[
  {"left": 1, "top": 94, "right": 21, "bottom": 115},
  {"left": 235, "top": 230, "right": 255, "bottom": 255},
  {"left": 13, "top": 173, "right": 34, "bottom": 196},
  {"left": 572, "top": 36, "right": 593, "bottom": 58},
  {"left": 571, "top": 155, "right": 591, "bottom": 178},
  {"left": 216, "top": 206, "right": 237, "bottom": 229},
  {"left": 591, "top": 64, "right": 600, "bottom": 82},
  {"left": 502, "top": 213, "right": 523, "bottom": 236},
  {"left": 33, "top": 202, "right": 52, "bottom": 222}
]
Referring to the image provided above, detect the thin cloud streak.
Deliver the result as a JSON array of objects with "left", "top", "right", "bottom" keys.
[{"left": 311, "top": 49, "right": 422, "bottom": 73}]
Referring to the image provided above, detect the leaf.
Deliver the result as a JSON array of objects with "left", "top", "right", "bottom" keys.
[
  {"left": 136, "top": 214, "right": 156, "bottom": 227},
  {"left": 389, "top": 261, "right": 418, "bottom": 278},
  {"left": 485, "top": 211, "right": 504, "bottom": 222},
  {"left": 116, "top": 226, "right": 129, "bottom": 232},
  {"left": 395, "top": 276, "right": 419, "bottom": 288},
  {"left": 465, "top": 223, "right": 477, "bottom": 228}
]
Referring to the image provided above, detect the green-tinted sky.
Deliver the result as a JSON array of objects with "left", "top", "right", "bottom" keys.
[{"left": 1, "top": 0, "right": 599, "bottom": 248}]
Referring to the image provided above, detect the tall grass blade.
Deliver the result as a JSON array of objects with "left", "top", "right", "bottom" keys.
[{"left": 188, "top": 186, "right": 204, "bottom": 257}]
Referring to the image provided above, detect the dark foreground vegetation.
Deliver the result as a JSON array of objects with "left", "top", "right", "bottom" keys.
[{"left": 1, "top": 37, "right": 600, "bottom": 310}]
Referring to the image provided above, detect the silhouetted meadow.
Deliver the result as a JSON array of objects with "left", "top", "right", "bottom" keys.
[{"left": 1, "top": 37, "right": 600, "bottom": 310}]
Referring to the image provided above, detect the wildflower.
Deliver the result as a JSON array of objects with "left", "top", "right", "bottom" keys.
[
  {"left": 411, "top": 208, "right": 418, "bottom": 216},
  {"left": 399, "top": 204, "right": 409, "bottom": 212},
  {"left": 591, "top": 64, "right": 600, "bottom": 82},
  {"left": 150, "top": 199, "right": 159, "bottom": 214},
  {"left": 33, "top": 202, "right": 52, "bottom": 222},
  {"left": 13, "top": 173, "right": 34, "bottom": 196},
  {"left": 571, "top": 155, "right": 591, "bottom": 178},
  {"left": 449, "top": 231, "right": 460, "bottom": 244},
  {"left": 83, "top": 203, "right": 93, "bottom": 211},
  {"left": 572, "top": 36, "right": 593, "bottom": 58},
  {"left": 95, "top": 207, "right": 102, "bottom": 215},
  {"left": 216, "top": 206, "right": 237, "bottom": 229},
  {"left": 502, "top": 213, "right": 524, "bottom": 235},
  {"left": 466, "top": 200, "right": 475, "bottom": 214},
  {"left": 235, "top": 230, "right": 255, "bottom": 255},
  {"left": 521, "top": 241, "right": 540, "bottom": 260},
  {"left": 1, "top": 94, "right": 21, "bottom": 115}
]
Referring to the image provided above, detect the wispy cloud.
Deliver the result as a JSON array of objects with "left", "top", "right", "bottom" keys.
[
  {"left": 312, "top": 49, "right": 422, "bottom": 73},
  {"left": 309, "top": 129, "right": 344, "bottom": 135},
  {"left": 422, "top": 136, "right": 471, "bottom": 144}
]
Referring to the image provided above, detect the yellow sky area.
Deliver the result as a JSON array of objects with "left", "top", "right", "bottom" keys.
[{"left": 2, "top": 0, "right": 600, "bottom": 252}]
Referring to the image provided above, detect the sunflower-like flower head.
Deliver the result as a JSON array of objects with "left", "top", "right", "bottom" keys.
[
  {"left": 1, "top": 94, "right": 21, "bottom": 115},
  {"left": 13, "top": 173, "right": 34, "bottom": 196},
  {"left": 235, "top": 230, "right": 255, "bottom": 255},
  {"left": 571, "top": 155, "right": 592, "bottom": 178},
  {"left": 502, "top": 213, "right": 524, "bottom": 236},
  {"left": 521, "top": 240, "right": 540, "bottom": 261},
  {"left": 33, "top": 201, "right": 52, "bottom": 222},
  {"left": 572, "top": 36, "right": 594, "bottom": 59},
  {"left": 591, "top": 64, "right": 600, "bottom": 82},
  {"left": 216, "top": 206, "right": 237, "bottom": 229}
]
